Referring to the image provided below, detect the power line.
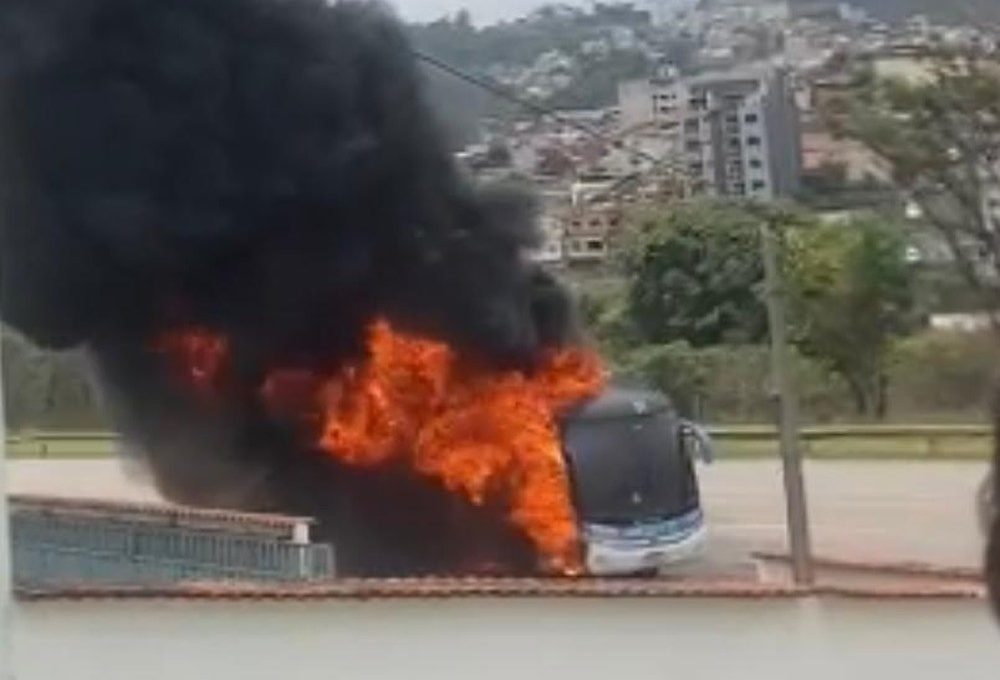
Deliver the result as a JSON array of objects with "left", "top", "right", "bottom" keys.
[
  {"left": 412, "top": 48, "right": 664, "bottom": 167},
  {"left": 413, "top": 49, "right": 692, "bottom": 205}
]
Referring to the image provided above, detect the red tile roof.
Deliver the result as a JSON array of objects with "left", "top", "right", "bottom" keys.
[
  {"left": 14, "top": 576, "right": 985, "bottom": 602},
  {"left": 754, "top": 551, "right": 983, "bottom": 582}
]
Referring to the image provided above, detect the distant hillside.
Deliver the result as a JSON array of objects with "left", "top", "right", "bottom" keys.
[
  {"left": 793, "top": 0, "right": 1000, "bottom": 25},
  {"left": 407, "top": 6, "right": 695, "bottom": 143}
]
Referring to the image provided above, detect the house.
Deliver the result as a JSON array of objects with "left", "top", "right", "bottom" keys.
[{"left": 562, "top": 204, "right": 625, "bottom": 266}]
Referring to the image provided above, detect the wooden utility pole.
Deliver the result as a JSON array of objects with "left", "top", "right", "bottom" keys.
[{"left": 760, "top": 215, "right": 814, "bottom": 586}]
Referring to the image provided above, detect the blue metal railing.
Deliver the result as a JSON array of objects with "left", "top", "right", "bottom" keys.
[{"left": 10, "top": 498, "right": 335, "bottom": 586}]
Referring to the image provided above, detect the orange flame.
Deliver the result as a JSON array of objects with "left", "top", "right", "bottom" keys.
[
  {"left": 310, "top": 321, "right": 605, "bottom": 572},
  {"left": 154, "top": 328, "right": 229, "bottom": 395},
  {"left": 155, "top": 319, "right": 605, "bottom": 572}
]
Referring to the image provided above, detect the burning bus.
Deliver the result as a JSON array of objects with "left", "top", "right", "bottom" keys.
[
  {"left": 148, "top": 321, "right": 713, "bottom": 577},
  {"left": 0, "top": 0, "right": 711, "bottom": 578}
]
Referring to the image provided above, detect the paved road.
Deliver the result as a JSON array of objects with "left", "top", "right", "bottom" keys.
[
  {"left": 5, "top": 458, "right": 991, "bottom": 569},
  {"left": 701, "top": 460, "right": 988, "bottom": 569}
]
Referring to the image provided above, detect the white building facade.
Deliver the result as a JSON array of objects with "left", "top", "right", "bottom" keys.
[{"left": 618, "top": 66, "right": 802, "bottom": 200}]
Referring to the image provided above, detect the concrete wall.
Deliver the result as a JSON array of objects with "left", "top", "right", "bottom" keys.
[
  {"left": 618, "top": 79, "right": 657, "bottom": 129},
  {"left": 10, "top": 596, "right": 1000, "bottom": 679}
]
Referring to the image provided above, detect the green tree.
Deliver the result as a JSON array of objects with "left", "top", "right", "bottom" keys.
[
  {"left": 623, "top": 200, "right": 768, "bottom": 347},
  {"left": 785, "top": 217, "right": 917, "bottom": 418},
  {"left": 548, "top": 50, "right": 651, "bottom": 110},
  {"left": 620, "top": 200, "right": 918, "bottom": 418},
  {"left": 844, "top": 54, "right": 1000, "bottom": 310},
  {"left": 2, "top": 330, "right": 104, "bottom": 430}
]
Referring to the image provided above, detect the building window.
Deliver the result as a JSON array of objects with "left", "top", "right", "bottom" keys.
[
  {"left": 725, "top": 114, "right": 738, "bottom": 124},
  {"left": 749, "top": 158, "right": 763, "bottom": 169},
  {"left": 686, "top": 140, "right": 701, "bottom": 152},
  {"left": 729, "top": 137, "right": 741, "bottom": 149},
  {"left": 684, "top": 118, "right": 700, "bottom": 133},
  {"left": 585, "top": 238, "right": 604, "bottom": 252},
  {"left": 747, "top": 136, "right": 762, "bottom": 147},
  {"left": 745, "top": 113, "right": 759, "bottom": 124},
  {"left": 752, "top": 180, "right": 767, "bottom": 191},
  {"left": 733, "top": 182, "right": 746, "bottom": 195},
  {"left": 689, "top": 162, "right": 704, "bottom": 174}
]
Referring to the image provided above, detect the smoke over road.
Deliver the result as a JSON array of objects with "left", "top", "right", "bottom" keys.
[{"left": 0, "top": 0, "right": 601, "bottom": 575}]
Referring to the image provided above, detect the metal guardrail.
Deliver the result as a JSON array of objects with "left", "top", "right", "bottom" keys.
[
  {"left": 709, "top": 424, "right": 992, "bottom": 439},
  {"left": 5, "top": 431, "right": 117, "bottom": 458},
  {"left": 5, "top": 426, "right": 993, "bottom": 457},
  {"left": 711, "top": 424, "right": 992, "bottom": 459},
  {"left": 9, "top": 496, "right": 335, "bottom": 586}
]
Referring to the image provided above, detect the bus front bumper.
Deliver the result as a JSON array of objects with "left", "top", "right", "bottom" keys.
[{"left": 582, "top": 509, "right": 707, "bottom": 575}]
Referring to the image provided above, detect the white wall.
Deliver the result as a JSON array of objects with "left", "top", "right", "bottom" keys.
[
  {"left": 617, "top": 79, "right": 664, "bottom": 130},
  {"left": 11, "top": 596, "right": 1000, "bottom": 680}
]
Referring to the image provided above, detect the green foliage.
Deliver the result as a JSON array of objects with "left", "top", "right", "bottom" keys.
[
  {"left": 890, "top": 330, "right": 1000, "bottom": 416},
  {"left": 913, "top": 263, "right": 990, "bottom": 314},
  {"left": 845, "top": 55, "right": 1000, "bottom": 305},
  {"left": 408, "top": 6, "right": 653, "bottom": 70},
  {"left": 850, "top": 60, "right": 1000, "bottom": 187},
  {"left": 608, "top": 203, "right": 924, "bottom": 420},
  {"left": 578, "top": 289, "right": 637, "bottom": 357},
  {"left": 407, "top": 7, "right": 694, "bottom": 114},
  {"left": 616, "top": 342, "right": 711, "bottom": 416},
  {"left": 2, "top": 330, "right": 106, "bottom": 430},
  {"left": 599, "top": 329, "right": 996, "bottom": 424},
  {"left": 613, "top": 341, "right": 853, "bottom": 422},
  {"left": 785, "top": 216, "right": 917, "bottom": 416},
  {"left": 547, "top": 50, "right": 650, "bottom": 110},
  {"left": 623, "top": 200, "right": 768, "bottom": 347}
]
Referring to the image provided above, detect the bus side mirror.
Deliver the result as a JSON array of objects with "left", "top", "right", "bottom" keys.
[{"left": 678, "top": 420, "right": 714, "bottom": 464}]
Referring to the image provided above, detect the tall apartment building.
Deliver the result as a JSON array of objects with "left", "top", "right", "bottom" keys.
[{"left": 618, "top": 66, "right": 802, "bottom": 200}]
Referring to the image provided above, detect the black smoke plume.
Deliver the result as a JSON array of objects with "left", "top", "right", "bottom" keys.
[{"left": 0, "top": 0, "right": 577, "bottom": 575}]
